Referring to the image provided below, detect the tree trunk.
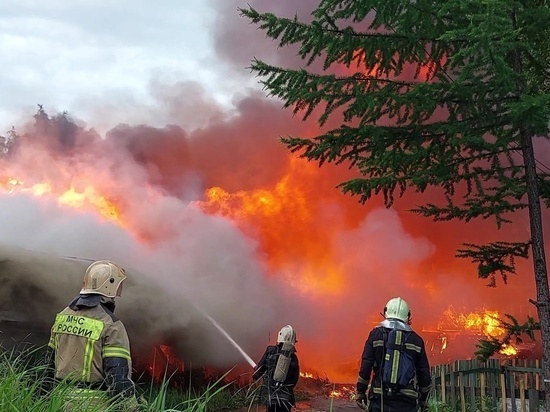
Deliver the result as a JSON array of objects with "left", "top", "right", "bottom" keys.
[
  {"left": 509, "top": 5, "right": 550, "bottom": 401},
  {"left": 520, "top": 126, "right": 550, "bottom": 406}
]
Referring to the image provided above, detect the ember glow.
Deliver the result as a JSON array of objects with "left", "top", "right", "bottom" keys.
[
  {"left": 441, "top": 336, "right": 447, "bottom": 353},
  {"left": 148, "top": 345, "right": 185, "bottom": 381},
  {"left": 329, "top": 385, "right": 355, "bottom": 399}
]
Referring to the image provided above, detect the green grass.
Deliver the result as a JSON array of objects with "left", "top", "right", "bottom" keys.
[
  {"left": 0, "top": 347, "right": 253, "bottom": 411},
  {"left": 3, "top": 346, "right": 477, "bottom": 412}
]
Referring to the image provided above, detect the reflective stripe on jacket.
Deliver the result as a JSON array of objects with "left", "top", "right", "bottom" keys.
[
  {"left": 48, "top": 303, "right": 132, "bottom": 385},
  {"left": 356, "top": 324, "right": 432, "bottom": 402}
]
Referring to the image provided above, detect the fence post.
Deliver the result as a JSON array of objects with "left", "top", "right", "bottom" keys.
[
  {"left": 535, "top": 359, "right": 540, "bottom": 391},
  {"left": 525, "top": 359, "right": 531, "bottom": 401},
  {"left": 500, "top": 371, "right": 506, "bottom": 412},
  {"left": 528, "top": 387, "right": 539, "bottom": 412},
  {"left": 489, "top": 359, "right": 498, "bottom": 410},
  {"left": 458, "top": 361, "right": 466, "bottom": 412},
  {"left": 450, "top": 362, "right": 457, "bottom": 411},
  {"left": 468, "top": 359, "right": 479, "bottom": 412},
  {"left": 480, "top": 368, "right": 486, "bottom": 412},
  {"left": 509, "top": 365, "right": 517, "bottom": 412},
  {"left": 519, "top": 375, "right": 526, "bottom": 412},
  {"left": 441, "top": 366, "right": 446, "bottom": 404}
]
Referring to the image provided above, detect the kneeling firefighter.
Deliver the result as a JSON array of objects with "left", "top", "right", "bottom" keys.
[
  {"left": 43, "top": 260, "right": 138, "bottom": 411},
  {"left": 253, "top": 325, "right": 300, "bottom": 412},
  {"left": 356, "top": 297, "right": 432, "bottom": 412}
]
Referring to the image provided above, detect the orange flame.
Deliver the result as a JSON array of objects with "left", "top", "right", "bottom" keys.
[
  {"left": 443, "top": 308, "right": 505, "bottom": 336},
  {"left": 500, "top": 344, "right": 518, "bottom": 356},
  {"left": 196, "top": 159, "right": 346, "bottom": 296},
  {"left": 438, "top": 307, "right": 518, "bottom": 356},
  {"left": 0, "top": 177, "right": 123, "bottom": 225},
  {"left": 148, "top": 345, "right": 185, "bottom": 381},
  {"left": 58, "top": 186, "right": 122, "bottom": 223},
  {"left": 440, "top": 336, "right": 447, "bottom": 353}
]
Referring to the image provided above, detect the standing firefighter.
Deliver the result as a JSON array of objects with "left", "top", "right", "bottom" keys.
[
  {"left": 356, "top": 297, "right": 432, "bottom": 412},
  {"left": 253, "top": 325, "right": 300, "bottom": 412},
  {"left": 44, "top": 260, "right": 137, "bottom": 411}
]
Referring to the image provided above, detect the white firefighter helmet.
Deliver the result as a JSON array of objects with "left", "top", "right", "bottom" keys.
[
  {"left": 384, "top": 297, "right": 411, "bottom": 323},
  {"left": 80, "top": 260, "right": 127, "bottom": 298},
  {"left": 277, "top": 325, "right": 297, "bottom": 345}
]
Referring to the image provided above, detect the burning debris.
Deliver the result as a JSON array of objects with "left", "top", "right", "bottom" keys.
[
  {"left": 328, "top": 385, "right": 356, "bottom": 400},
  {"left": 423, "top": 306, "right": 539, "bottom": 364},
  {"left": 296, "top": 371, "right": 355, "bottom": 400},
  {"left": 438, "top": 307, "right": 507, "bottom": 336}
]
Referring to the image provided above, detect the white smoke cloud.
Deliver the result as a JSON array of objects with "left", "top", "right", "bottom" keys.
[{"left": 0, "top": 190, "right": 298, "bottom": 368}]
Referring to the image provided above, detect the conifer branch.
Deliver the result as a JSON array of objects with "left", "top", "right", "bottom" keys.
[
  {"left": 456, "top": 242, "right": 530, "bottom": 287},
  {"left": 475, "top": 314, "right": 539, "bottom": 361}
]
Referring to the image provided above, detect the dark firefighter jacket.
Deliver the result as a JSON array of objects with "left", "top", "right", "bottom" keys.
[
  {"left": 356, "top": 320, "right": 432, "bottom": 404},
  {"left": 44, "top": 294, "right": 135, "bottom": 401},
  {"left": 253, "top": 344, "right": 300, "bottom": 407}
]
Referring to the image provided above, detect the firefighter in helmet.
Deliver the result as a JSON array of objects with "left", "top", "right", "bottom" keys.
[
  {"left": 44, "top": 260, "right": 137, "bottom": 411},
  {"left": 356, "top": 297, "right": 432, "bottom": 412},
  {"left": 253, "top": 325, "right": 300, "bottom": 412}
]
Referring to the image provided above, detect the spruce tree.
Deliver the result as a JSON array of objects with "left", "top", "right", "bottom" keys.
[{"left": 241, "top": 0, "right": 550, "bottom": 402}]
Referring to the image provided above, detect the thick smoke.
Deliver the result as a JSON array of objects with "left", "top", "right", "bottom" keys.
[{"left": 0, "top": 191, "right": 289, "bottom": 368}]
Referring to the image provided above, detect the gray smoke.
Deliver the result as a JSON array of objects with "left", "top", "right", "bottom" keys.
[{"left": 0, "top": 191, "right": 299, "bottom": 370}]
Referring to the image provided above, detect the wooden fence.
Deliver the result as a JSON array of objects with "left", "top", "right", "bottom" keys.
[{"left": 431, "top": 359, "right": 544, "bottom": 411}]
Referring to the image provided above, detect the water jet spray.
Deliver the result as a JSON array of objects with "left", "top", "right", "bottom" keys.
[{"left": 192, "top": 303, "right": 257, "bottom": 369}]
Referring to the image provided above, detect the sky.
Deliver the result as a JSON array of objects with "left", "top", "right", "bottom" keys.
[
  {"left": 0, "top": 0, "right": 262, "bottom": 132},
  {"left": 0, "top": 0, "right": 544, "bottom": 382}
]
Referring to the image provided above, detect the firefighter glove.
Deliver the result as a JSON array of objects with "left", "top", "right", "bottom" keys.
[{"left": 356, "top": 392, "right": 367, "bottom": 410}]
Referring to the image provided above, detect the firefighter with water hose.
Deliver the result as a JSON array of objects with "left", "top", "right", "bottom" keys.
[
  {"left": 43, "top": 260, "right": 139, "bottom": 411},
  {"left": 355, "top": 297, "right": 432, "bottom": 412},
  {"left": 253, "top": 325, "right": 300, "bottom": 412}
]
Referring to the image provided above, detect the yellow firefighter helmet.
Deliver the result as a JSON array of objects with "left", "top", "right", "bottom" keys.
[
  {"left": 277, "top": 325, "right": 297, "bottom": 345},
  {"left": 384, "top": 297, "right": 411, "bottom": 323},
  {"left": 80, "top": 260, "right": 127, "bottom": 298}
]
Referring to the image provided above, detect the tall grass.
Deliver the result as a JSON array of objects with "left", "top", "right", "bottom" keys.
[{"left": 0, "top": 347, "right": 252, "bottom": 411}]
